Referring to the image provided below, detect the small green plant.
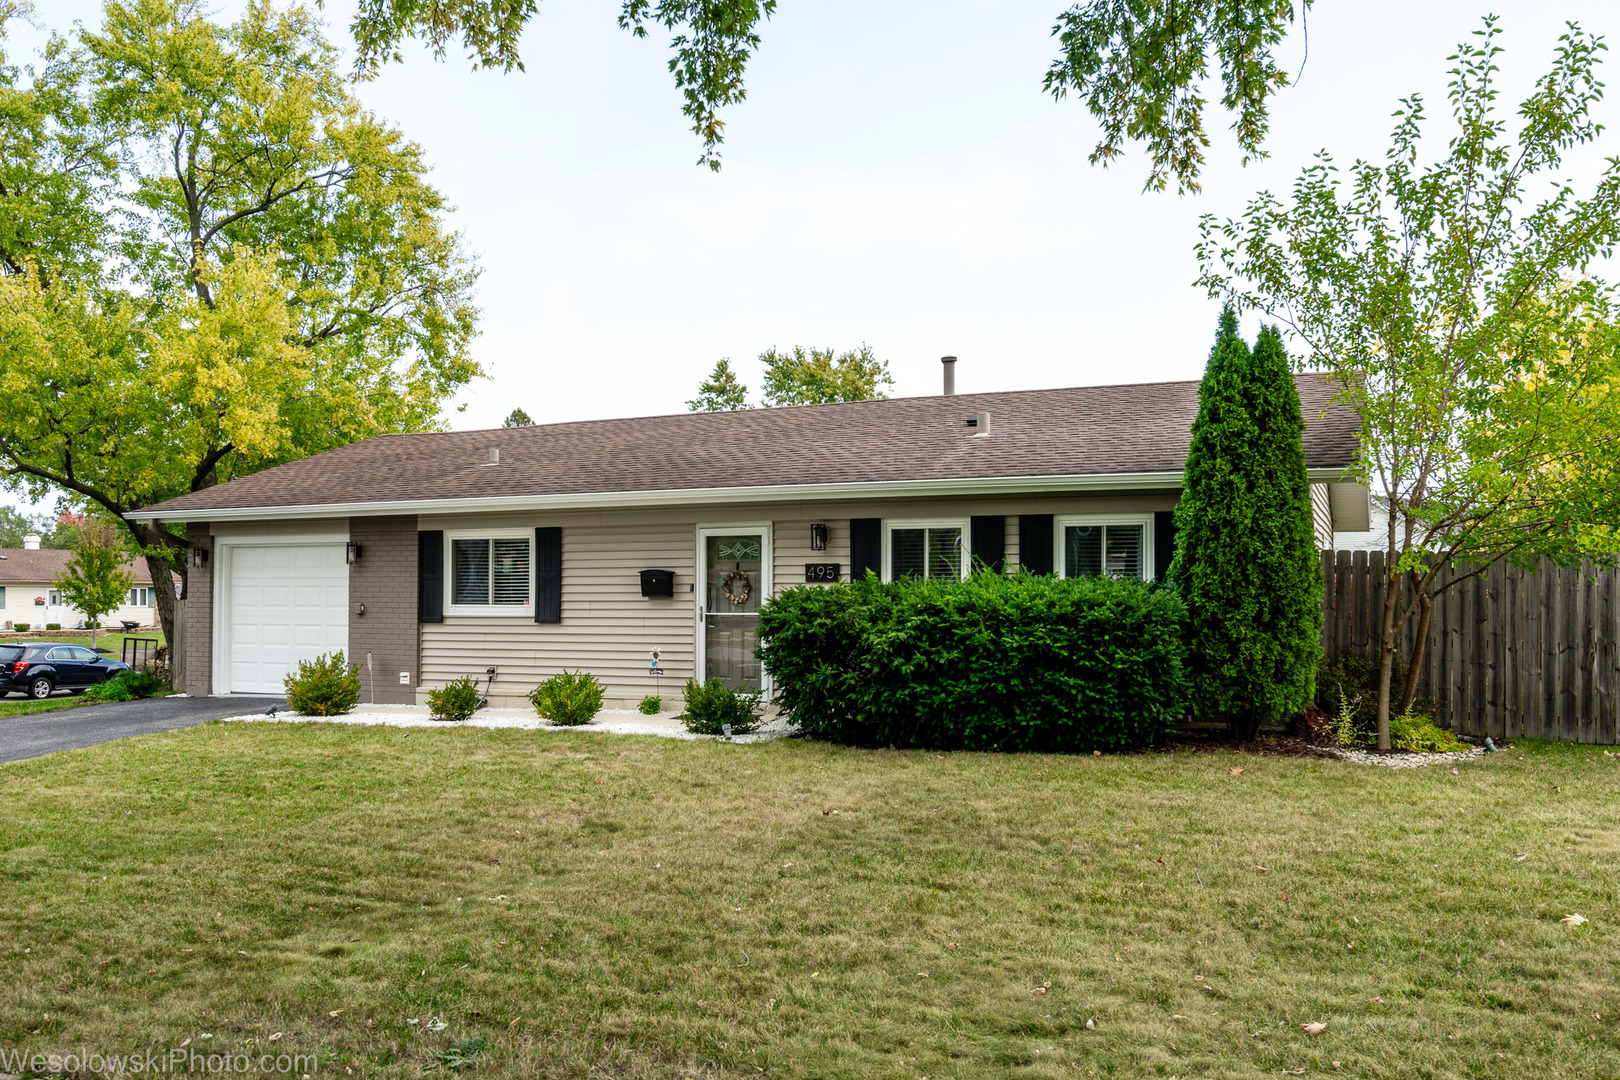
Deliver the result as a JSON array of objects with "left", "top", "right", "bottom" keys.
[
  {"left": 45, "top": 623, "right": 60, "bottom": 631},
  {"left": 283, "top": 651, "right": 361, "bottom": 716},
  {"left": 530, "top": 670, "right": 604, "bottom": 726},
  {"left": 679, "top": 677, "right": 766, "bottom": 736},
  {"left": 12, "top": 623, "right": 27, "bottom": 631},
  {"left": 1329, "top": 688, "right": 1366, "bottom": 748},
  {"left": 427, "top": 676, "right": 480, "bottom": 722},
  {"left": 1389, "top": 710, "right": 1466, "bottom": 752},
  {"left": 638, "top": 694, "right": 663, "bottom": 715},
  {"left": 429, "top": 1036, "right": 487, "bottom": 1071},
  {"left": 83, "top": 669, "right": 170, "bottom": 703}
]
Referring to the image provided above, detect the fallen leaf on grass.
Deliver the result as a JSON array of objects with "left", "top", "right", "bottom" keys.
[
  {"left": 1156, "top": 857, "right": 1166, "bottom": 865},
  {"left": 1367, "top": 996, "right": 1385, "bottom": 1004},
  {"left": 1283, "top": 1070, "right": 1305, "bottom": 1075},
  {"left": 1561, "top": 914, "right": 1590, "bottom": 926},
  {"left": 1255, "top": 865, "right": 1269, "bottom": 874},
  {"left": 1229, "top": 767, "right": 1244, "bottom": 775},
  {"left": 1171, "top": 1014, "right": 1185, "bottom": 1020},
  {"left": 1302, "top": 1022, "right": 1327, "bottom": 1035},
  {"left": 509, "top": 1017, "right": 522, "bottom": 1028},
  {"left": 328, "top": 1010, "right": 342, "bottom": 1017},
  {"left": 266, "top": 1034, "right": 281, "bottom": 1043},
  {"left": 1512, "top": 854, "right": 1528, "bottom": 861}
]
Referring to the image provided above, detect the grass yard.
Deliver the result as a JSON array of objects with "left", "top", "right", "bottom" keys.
[
  {"left": 2, "top": 726, "right": 1618, "bottom": 1079},
  {"left": 0, "top": 629, "right": 165, "bottom": 659},
  {"left": 0, "top": 696, "right": 95, "bottom": 717}
]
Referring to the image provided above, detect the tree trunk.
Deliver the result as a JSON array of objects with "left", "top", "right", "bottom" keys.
[
  {"left": 1375, "top": 566, "right": 1401, "bottom": 751},
  {"left": 1399, "top": 585, "right": 1435, "bottom": 715},
  {"left": 146, "top": 551, "right": 184, "bottom": 654}
]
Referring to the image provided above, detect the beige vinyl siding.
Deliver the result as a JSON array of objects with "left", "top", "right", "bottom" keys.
[
  {"left": 1004, "top": 516, "right": 1020, "bottom": 572},
  {"left": 1310, "top": 483, "right": 1334, "bottom": 550},
  {"left": 414, "top": 492, "right": 1179, "bottom": 707},
  {"left": 420, "top": 518, "right": 696, "bottom": 708},
  {"left": 770, "top": 516, "right": 853, "bottom": 592}
]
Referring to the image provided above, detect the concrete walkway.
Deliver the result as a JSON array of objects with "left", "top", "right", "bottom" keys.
[{"left": 0, "top": 695, "right": 283, "bottom": 763}]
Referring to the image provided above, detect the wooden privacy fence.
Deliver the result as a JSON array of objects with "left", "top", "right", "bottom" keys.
[{"left": 1320, "top": 550, "right": 1620, "bottom": 744}]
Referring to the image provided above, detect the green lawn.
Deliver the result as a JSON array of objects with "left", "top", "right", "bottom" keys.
[
  {"left": 1, "top": 727, "right": 1617, "bottom": 1079},
  {"left": 0, "top": 629, "right": 165, "bottom": 658},
  {"left": 0, "top": 695, "right": 95, "bottom": 717}
]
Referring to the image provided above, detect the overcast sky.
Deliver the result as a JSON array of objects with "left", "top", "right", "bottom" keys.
[{"left": 8, "top": 0, "right": 1620, "bottom": 513}]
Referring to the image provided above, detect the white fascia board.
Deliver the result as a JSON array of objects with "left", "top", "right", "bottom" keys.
[{"left": 130, "top": 467, "right": 1355, "bottom": 524}]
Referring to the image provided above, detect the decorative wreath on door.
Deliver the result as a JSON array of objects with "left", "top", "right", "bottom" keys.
[{"left": 721, "top": 569, "right": 752, "bottom": 606}]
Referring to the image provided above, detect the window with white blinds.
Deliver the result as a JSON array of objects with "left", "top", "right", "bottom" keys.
[
  {"left": 1056, "top": 516, "right": 1152, "bottom": 581},
  {"left": 449, "top": 535, "right": 532, "bottom": 609},
  {"left": 884, "top": 521, "right": 967, "bottom": 581}
]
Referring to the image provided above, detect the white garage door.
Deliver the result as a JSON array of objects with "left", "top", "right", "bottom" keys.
[{"left": 226, "top": 544, "right": 349, "bottom": 695}]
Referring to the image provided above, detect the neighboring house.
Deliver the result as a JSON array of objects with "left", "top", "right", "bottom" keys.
[
  {"left": 131, "top": 369, "right": 1369, "bottom": 707},
  {"left": 0, "top": 538, "right": 168, "bottom": 630},
  {"left": 1332, "top": 493, "right": 1394, "bottom": 553}
]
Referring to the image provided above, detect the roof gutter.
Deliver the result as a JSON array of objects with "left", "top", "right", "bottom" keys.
[{"left": 128, "top": 467, "right": 1359, "bottom": 525}]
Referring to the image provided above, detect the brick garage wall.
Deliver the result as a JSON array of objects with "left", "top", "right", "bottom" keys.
[
  {"left": 348, "top": 516, "right": 419, "bottom": 704},
  {"left": 183, "top": 521, "right": 213, "bottom": 696}
]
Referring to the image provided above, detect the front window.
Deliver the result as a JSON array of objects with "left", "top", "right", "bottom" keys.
[
  {"left": 1056, "top": 516, "right": 1152, "bottom": 580},
  {"left": 128, "top": 587, "right": 152, "bottom": 606},
  {"left": 885, "top": 521, "right": 966, "bottom": 581},
  {"left": 449, "top": 535, "right": 532, "bottom": 609}
]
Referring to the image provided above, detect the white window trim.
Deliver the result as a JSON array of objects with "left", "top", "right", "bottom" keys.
[
  {"left": 1053, "top": 513, "right": 1156, "bottom": 581},
  {"left": 444, "top": 528, "right": 536, "bottom": 617},
  {"left": 881, "top": 518, "right": 971, "bottom": 583}
]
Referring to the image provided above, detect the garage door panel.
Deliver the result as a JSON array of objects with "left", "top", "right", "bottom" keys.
[{"left": 227, "top": 543, "right": 348, "bottom": 695}]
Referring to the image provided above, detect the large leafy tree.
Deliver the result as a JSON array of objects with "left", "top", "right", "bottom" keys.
[
  {"left": 346, "top": 0, "right": 1309, "bottom": 190},
  {"left": 759, "top": 345, "right": 891, "bottom": 407},
  {"left": 1196, "top": 18, "right": 1620, "bottom": 749},
  {"left": 687, "top": 358, "right": 750, "bottom": 412},
  {"left": 0, "top": 0, "right": 481, "bottom": 641},
  {"left": 1171, "top": 309, "right": 1319, "bottom": 739}
]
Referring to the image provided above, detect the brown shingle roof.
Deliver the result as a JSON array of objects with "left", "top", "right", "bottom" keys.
[
  {"left": 0, "top": 549, "right": 163, "bottom": 585},
  {"left": 137, "top": 376, "right": 1359, "bottom": 517}
]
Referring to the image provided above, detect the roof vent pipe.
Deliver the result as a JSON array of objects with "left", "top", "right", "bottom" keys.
[
  {"left": 488, "top": 447, "right": 500, "bottom": 465},
  {"left": 23, "top": 533, "right": 40, "bottom": 550},
  {"left": 941, "top": 355, "right": 957, "bottom": 396},
  {"left": 975, "top": 411, "right": 991, "bottom": 435}
]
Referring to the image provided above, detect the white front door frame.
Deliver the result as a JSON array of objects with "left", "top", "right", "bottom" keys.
[
  {"left": 694, "top": 522, "right": 773, "bottom": 694},
  {"left": 211, "top": 531, "right": 349, "bottom": 695}
]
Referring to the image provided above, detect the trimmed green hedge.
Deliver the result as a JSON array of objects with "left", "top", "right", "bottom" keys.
[{"left": 757, "top": 572, "right": 1188, "bottom": 752}]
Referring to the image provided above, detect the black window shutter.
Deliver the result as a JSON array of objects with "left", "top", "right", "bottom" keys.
[
  {"left": 418, "top": 531, "right": 444, "bottom": 623},
  {"left": 535, "top": 527, "right": 562, "bottom": 623},
  {"left": 850, "top": 518, "right": 881, "bottom": 580},
  {"left": 1154, "top": 510, "right": 1177, "bottom": 581},
  {"left": 1019, "top": 515, "right": 1054, "bottom": 575},
  {"left": 970, "top": 516, "right": 1005, "bottom": 574}
]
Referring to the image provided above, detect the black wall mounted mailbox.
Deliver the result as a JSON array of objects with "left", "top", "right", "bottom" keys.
[{"left": 639, "top": 569, "right": 675, "bottom": 598}]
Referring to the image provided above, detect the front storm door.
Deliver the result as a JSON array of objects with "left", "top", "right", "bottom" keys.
[{"left": 699, "top": 529, "right": 768, "bottom": 691}]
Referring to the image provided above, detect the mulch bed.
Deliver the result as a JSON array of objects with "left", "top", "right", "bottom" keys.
[{"left": 1155, "top": 730, "right": 1329, "bottom": 758}]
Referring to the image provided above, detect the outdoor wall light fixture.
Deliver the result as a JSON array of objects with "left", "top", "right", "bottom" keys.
[
  {"left": 190, "top": 546, "right": 209, "bottom": 568},
  {"left": 346, "top": 542, "right": 363, "bottom": 565},
  {"left": 810, "top": 523, "right": 829, "bottom": 551}
]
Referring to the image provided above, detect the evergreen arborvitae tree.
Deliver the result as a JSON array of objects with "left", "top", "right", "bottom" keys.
[{"left": 1171, "top": 309, "right": 1322, "bottom": 739}]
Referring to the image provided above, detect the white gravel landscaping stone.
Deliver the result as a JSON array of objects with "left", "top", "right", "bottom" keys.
[
  {"left": 1321, "top": 745, "right": 1487, "bottom": 768},
  {"left": 221, "top": 702, "right": 798, "bottom": 743}
]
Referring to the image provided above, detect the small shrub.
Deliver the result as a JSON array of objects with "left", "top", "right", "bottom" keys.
[
  {"left": 638, "top": 694, "right": 663, "bottom": 715},
  {"left": 13, "top": 623, "right": 27, "bottom": 631},
  {"left": 679, "top": 678, "right": 766, "bottom": 735},
  {"left": 283, "top": 651, "right": 361, "bottom": 716},
  {"left": 1389, "top": 710, "right": 1466, "bottom": 752},
  {"left": 84, "top": 669, "right": 170, "bottom": 703},
  {"left": 427, "top": 676, "right": 480, "bottom": 722},
  {"left": 45, "top": 623, "right": 60, "bottom": 631},
  {"left": 530, "top": 670, "right": 604, "bottom": 726},
  {"left": 85, "top": 620, "right": 101, "bottom": 629}
]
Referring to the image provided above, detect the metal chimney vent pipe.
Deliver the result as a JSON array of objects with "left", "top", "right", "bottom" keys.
[
  {"left": 488, "top": 447, "right": 500, "bottom": 465},
  {"left": 975, "top": 410, "right": 991, "bottom": 435},
  {"left": 941, "top": 355, "right": 957, "bottom": 396}
]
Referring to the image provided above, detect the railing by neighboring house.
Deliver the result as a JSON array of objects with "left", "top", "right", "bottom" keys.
[{"left": 1321, "top": 550, "right": 1620, "bottom": 744}]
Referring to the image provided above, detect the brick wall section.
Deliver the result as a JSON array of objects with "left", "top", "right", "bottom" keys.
[
  {"left": 348, "top": 515, "right": 420, "bottom": 704},
  {"left": 183, "top": 521, "right": 213, "bottom": 696}
]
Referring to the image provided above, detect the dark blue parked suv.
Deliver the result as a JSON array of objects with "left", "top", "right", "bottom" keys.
[{"left": 0, "top": 643, "right": 131, "bottom": 699}]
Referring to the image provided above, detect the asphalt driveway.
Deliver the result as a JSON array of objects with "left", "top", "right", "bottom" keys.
[{"left": 0, "top": 696, "right": 283, "bottom": 763}]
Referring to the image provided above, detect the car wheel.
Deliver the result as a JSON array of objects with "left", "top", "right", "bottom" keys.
[{"left": 28, "top": 676, "right": 54, "bottom": 699}]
